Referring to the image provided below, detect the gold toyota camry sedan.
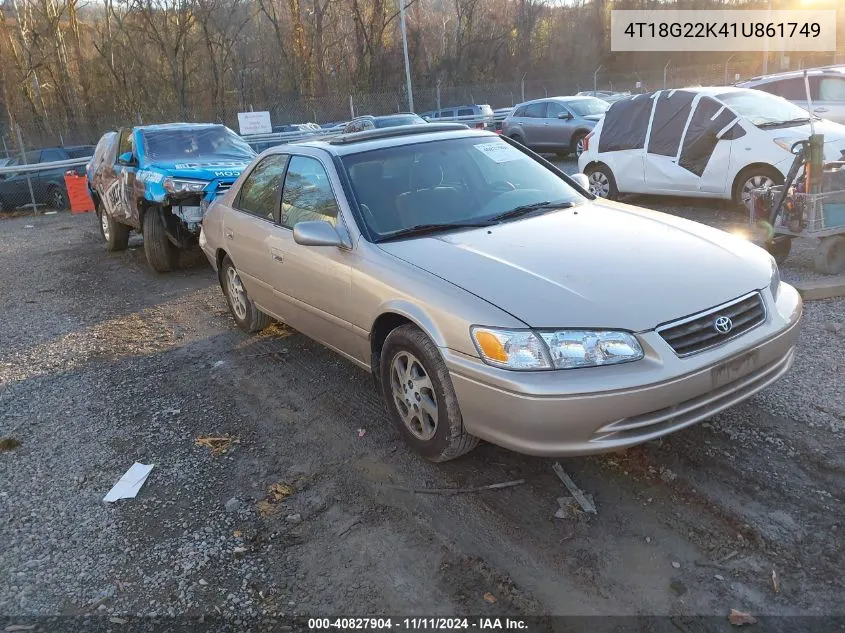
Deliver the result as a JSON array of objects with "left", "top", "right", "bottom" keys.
[{"left": 200, "top": 124, "right": 802, "bottom": 462}]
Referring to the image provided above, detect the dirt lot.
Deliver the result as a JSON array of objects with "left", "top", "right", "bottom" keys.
[{"left": 1, "top": 169, "right": 844, "bottom": 630}]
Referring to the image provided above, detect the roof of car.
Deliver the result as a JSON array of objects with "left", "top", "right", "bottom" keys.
[
  {"left": 516, "top": 95, "right": 606, "bottom": 107},
  {"left": 740, "top": 65, "right": 845, "bottom": 84},
  {"left": 134, "top": 122, "right": 228, "bottom": 132},
  {"left": 278, "top": 125, "right": 493, "bottom": 156}
]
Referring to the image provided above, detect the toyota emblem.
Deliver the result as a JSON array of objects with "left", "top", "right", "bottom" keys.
[{"left": 713, "top": 316, "right": 733, "bottom": 334}]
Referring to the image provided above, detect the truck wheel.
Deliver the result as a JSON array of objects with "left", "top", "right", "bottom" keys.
[
  {"left": 99, "top": 205, "right": 130, "bottom": 252},
  {"left": 143, "top": 207, "right": 179, "bottom": 273},
  {"left": 48, "top": 186, "right": 68, "bottom": 210},
  {"left": 814, "top": 236, "right": 845, "bottom": 275},
  {"left": 380, "top": 324, "right": 479, "bottom": 462},
  {"left": 220, "top": 255, "right": 270, "bottom": 333}
]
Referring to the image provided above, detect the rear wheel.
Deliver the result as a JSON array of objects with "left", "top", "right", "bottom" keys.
[
  {"left": 584, "top": 163, "right": 618, "bottom": 199},
  {"left": 48, "top": 186, "right": 68, "bottom": 211},
  {"left": 380, "top": 324, "right": 479, "bottom": 462},
  {"left": 571, "top": 131, "right": 588, "bottom": 158},
  {"left": 98, "top": 204, "right": 130, "bottom": 251},
  {"left": 220, "top": 255, "right": 270, "bottom": 333},
  {"left": 142, "top": 207, "right": 179, "bottom": 272}
]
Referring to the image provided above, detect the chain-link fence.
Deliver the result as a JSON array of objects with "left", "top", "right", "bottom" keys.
[{"left": 2, "top": 54, "right": 844, "bottom": 215}]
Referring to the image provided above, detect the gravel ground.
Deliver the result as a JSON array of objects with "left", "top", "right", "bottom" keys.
[{"left": 1, "top": 174, "right": 844, "bottom": 630}]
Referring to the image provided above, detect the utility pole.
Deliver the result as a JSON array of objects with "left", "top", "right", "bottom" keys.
[{"left": 399, "top": 0, "right": 414, "bottom": 112}]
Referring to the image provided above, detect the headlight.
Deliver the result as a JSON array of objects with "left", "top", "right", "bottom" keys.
[
  {"left": 774, "top": 137, "right": 802, "bottom": 153},
  {"left": 163, "top": 177, "right": 208, "bottom": 194},
  {"left": 769, "top": 257, "right": 781, "bottom": 301},
  {"left": 470, "top": 326, "right": 643, "bottom": 370},
  {"left": 471, "top": 327, "right": 552, "bottom": 370},
  {"left": 539, "top": 330, "right": 643, "bottom": 369}
]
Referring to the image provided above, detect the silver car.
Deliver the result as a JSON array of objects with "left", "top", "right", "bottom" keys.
[
  {"left": 501, "top": 96, "right": 610, "bottom": 157},
  {"left": 739, "top": 66, "right": 845, "bottom": 125},
  {"left": 200, "top": 124, "right": 802, "bottom": 462}
]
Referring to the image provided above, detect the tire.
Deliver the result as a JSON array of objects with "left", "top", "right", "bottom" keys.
[
  {"left": 766, "top": 236, "right": 792, "bottom": 266},
  {"left": 733, "top": 166, "right": 783, "bottom": 212},
  {"left": 142, "top": 207, "right": 179, "bottom": 272},
  {"left": 380, "top": 324, "right": 479, "bottom": 462},
  {"left": 584, "top": 163, "right": 618, "bottom": 199},
  {"left": 813, "top": 235, "right": 845, "bottom": 275},
  {"left": 571, "top": 130, "right": 588, "bottom": 158},
  {"left": 48, "top": 186, "right": 68, "bottom": 210},
  {"left": 219, "top": 255, "right": 270, "bottom": 333},
  {"left": 98, "top": 204, "right": 130, "bottom": 251}
]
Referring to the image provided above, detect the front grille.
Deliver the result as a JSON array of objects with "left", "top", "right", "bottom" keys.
[{"left": 657, "top": 292, "right": 766, "bottom": 357}]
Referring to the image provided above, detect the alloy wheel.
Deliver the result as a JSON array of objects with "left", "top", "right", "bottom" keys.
[
  {"left": 390, "top": 351, "right": 438, "bottom": 441},
  {"left": 576, "top": 138, "right": 585, "bottom": 157},
  {"left": 226, "top": 266, "right": 248, "bottom": 320}
]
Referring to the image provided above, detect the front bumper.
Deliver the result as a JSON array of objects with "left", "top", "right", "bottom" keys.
[{"left": 445, "top": 284, "right": 802, "bottom": 456}]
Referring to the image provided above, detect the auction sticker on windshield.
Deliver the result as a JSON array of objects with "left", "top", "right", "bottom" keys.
[{"left": 474, "top": 142, "right": 525, "bottom": 163}]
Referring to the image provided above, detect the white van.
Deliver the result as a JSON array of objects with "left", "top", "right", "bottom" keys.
[{"left": 577, "top": 87, "right": 845, "bottom": 209}]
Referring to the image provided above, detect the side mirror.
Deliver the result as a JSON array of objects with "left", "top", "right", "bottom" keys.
[
  {"left": 117, "top": 151, "right": 135, "bottom": 165},
  {"left": 571, "top": 173, "right": 590, "bottom": 191},
  {"left": 557, "top": 112, "right": 573, "bottom": 120},
  {"left": 293, "top": 220, "right": 342, "bottom": 247}
]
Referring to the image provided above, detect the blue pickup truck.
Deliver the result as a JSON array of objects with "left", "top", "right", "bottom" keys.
[{"left": 88, "top": 123, "right": 256, "bottom": 272}]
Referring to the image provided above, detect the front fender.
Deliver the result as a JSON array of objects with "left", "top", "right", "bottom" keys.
[{"left": 373, "top": 299, "right": 450, "bottom": 349}]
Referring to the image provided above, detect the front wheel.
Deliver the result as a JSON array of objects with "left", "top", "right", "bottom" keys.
[
  {"left": 142, "top": 207, "right": 179, "bottom": 272},
  {"left": 380, "top": 325, "right": 479, "bottom": 462},
  {"left": 48, "top": 186, "right": 68, "bottom": 211},
  {"left": 219, "top": 255, "right": 270, "bottom": 333},
  {"left": 733, "top": 166, "right": 783, "bottom": 212},
  {"left": 584, "top": 163, "right": 618, "bottom": 199},
  {"left": 571, "top": 131, "right": 588, "bottom": 158}
]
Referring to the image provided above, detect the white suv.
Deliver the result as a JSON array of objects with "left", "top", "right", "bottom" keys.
[
  {"left": 739, "top": 66, "right": 845, "bottom": 125},
  {"left": 577, "top": 87, "right": 845, "bottom": 209}
]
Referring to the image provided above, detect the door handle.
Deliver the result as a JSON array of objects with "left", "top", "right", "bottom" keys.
[
  {"left": 224, "top": 228, "right": 234, "bottom": 240},
  {"left": 270, "top": 247, "right": 284, "bottom": 263},
  {"left": 813, "top": 107, "right": 828, "bottom": 113}
]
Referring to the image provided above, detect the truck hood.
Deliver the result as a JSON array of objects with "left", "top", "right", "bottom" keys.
[
  {"left": 142, "top": 160, "right": 252, "bottom": 181},
  {"left": 378, "top": 200, "right": 773, "bottom": 332}
]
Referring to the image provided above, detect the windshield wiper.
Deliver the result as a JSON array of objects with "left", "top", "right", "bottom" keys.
[
  {"left": 487, "top": 200, "right": 575, "bottom": 223},
  {"left": 377, "top": 221, "right": 493, "bottom": 242},
  {"left": 757, "top": 117, "right": 812, "bottom": 128}
]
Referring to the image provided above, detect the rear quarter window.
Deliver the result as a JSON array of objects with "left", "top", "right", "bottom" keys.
[{"left": 597, "top": 95, "right": 653, "bottom": 152}]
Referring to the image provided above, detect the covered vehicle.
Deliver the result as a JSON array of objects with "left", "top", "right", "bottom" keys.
[
  {"left": 88, "top": 123, "right": 255, "bottom": 272},
  {"left": 578, "top": 87, "right": 845, "bottom": 209}
]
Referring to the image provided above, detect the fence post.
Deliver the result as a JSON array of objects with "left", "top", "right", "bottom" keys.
[
  {"left": 436, "top": 79, "right": 441, "bottom": 111},
  {"left": 1, "top": 135, "right": 8, "bottom": 159},
  {"left": 663, "top": 61, "right": 670, "bottom": 89},
  {"left": 15, "top": 124, "right": 38, "bottom": 215},
  {"left": 349, "top": 95, "right": 355, "bottom": 119},
  {"left": 521, "top": 73, "right": 527, "bottom": 102},
  {"left": 593, "top": 65, "right": 602, "bottom": 95},
  {"left": 724, "top": 55, "right": 734, "bottom": 85}
]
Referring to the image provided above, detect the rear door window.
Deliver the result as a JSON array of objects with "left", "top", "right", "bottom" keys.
[
  {"left": 647, "top": 91, "right": 695, "bottom": 157},
  {"left": 523, "top": 102, "right": 547, "bottom": 118},
  {"left": 237, "top": 154, "right": 289, "bottom": 221},
  {"left": 41, "top": 149, "right": 66, "bottom": 163},
  {"left": 678, "top": 97, "right": 739, "bottom": 176},
  {"left": 457, "top": 108, "right": 474, "bottom": 117},
  {"left": 819, "top": 77, "right": 845, "bottom": 101}
]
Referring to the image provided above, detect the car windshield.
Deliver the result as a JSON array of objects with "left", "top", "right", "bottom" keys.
[
  {"left": 342, "top": 135, "right": 584, "bottom": 240},
  {"left": 567, "top": 98, "right": 610, "bottom": 116},
  {"left": 716, "top": 90, "right": 813, "bottom": 127},
  {"left": 141, "top": 126, "right": 255, "bottom": 162},
  {"left": 375, "top": 115, "right": 426, "bottom": 128}
]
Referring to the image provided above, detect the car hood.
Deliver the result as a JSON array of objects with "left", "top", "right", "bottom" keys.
[
  {"left": 142, "top": 159, "right": 252, "bottom": 181},
  {"left": 378, "top": 200, "right": 773, "bottom": 331},
  {"left": 759, "top": 119, "right": 845, "bottom": 151}
]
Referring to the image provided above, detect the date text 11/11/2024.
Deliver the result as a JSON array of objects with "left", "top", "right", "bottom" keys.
[{"left": 307, "top": 618, "right": 529, "bottom": 630}]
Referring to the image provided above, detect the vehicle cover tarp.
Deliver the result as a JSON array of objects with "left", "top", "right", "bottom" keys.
[
  {"left": 647, "top": 90, "right": 695, "bottom": 157},
  {"left": 597, "top": 95, "right": 652, "bottom": 153},
  {"left": 679, "top": 97, "right": 738, "bottom": 176}
]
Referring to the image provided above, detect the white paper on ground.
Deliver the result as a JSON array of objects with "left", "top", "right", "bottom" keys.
[{"left": 103, "top": 462, "right": 154, "bottom": 503}]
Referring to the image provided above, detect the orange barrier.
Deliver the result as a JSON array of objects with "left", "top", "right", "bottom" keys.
[{"left": 64, "top": 171, "right": 95, "bottom": 214}]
